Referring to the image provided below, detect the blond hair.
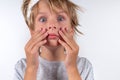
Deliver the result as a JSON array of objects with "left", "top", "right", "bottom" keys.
[{"left": 22, "top": 0, "right": 83, "bottom": 34}]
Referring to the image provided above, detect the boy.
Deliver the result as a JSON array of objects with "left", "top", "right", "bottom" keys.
[{"left": 14, "top": 0, "right": 94, "bottom": 80}]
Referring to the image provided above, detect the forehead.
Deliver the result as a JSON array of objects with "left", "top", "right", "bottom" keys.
[{"left": 38, "top": 0, "right": 69, "bottom": 15}]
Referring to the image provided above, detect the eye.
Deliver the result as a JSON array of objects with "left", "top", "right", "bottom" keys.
[
  {"left": 39, "top": 17, "right": 47, "bottom": 22},
  {"left": 57, "top": 15, "right": 65, "bottom": 22}
]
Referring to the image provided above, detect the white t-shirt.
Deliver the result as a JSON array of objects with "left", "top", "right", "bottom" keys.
[{"left": 14, "top": 56, "right": 94, "bottom": 80}]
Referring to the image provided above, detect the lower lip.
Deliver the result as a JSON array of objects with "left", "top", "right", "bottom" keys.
[{"left": 48, "top": 35, "right": 58, "bottom": 39}]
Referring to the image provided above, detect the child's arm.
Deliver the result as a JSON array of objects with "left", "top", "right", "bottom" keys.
[
  {"left": 58, "top": 28, "right": 82, "bottom": 80},
  {"left": 24, "top": 67, "right": 37, "bottom": 80},
  {"left": 66, "top": 66, "right": 82, "bottom": 80},
  {"left": 24, "top": 28, "right": 48, "bottom": 80}
]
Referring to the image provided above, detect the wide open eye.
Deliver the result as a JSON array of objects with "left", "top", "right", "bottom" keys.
[
  {"left": 39, "top": 17, "right": 47, "bottom": 22},
  {"left": 57, "top": 15, "right": 65, "bottom": 22}
]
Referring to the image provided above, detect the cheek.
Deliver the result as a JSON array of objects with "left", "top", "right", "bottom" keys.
[
  {"left": 34, "top": 17, "right": 47, "bottom": 31},
  {"left": 34, "top": 22, "right": 46, "bottom": 31},
  {"left": 59, "top": 19, "right": 71, "bottom": 27},
  {"left": 60, "top": 22, "right": 71, "bottom": 30}
]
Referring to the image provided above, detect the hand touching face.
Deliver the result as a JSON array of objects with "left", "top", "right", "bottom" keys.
[{"left": 58, "top": 27, "right": 79, "bottom": 68}]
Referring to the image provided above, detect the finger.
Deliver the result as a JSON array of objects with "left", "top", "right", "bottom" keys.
[
  {"left": 59, "top": 29, "right": 75, "bottom": 49},
  {"left": 61, "top": 27, "right": 77, "bottom": 46},
  {"left": 27, "top": 28, "right": 47, "bottom": 47},
  {"left": 31, "top": 39, "right": 47, "bottom": 54},
  {"left": 62, "top": 27, "right": 74, "bottom": 39},
  {"left": 33, "top": 28, "right": 42, "bottom": 35},
  {"left": 65, "top": 27, "right": 74, "bottom": 37},
  {"left": 29, "top": 32, "right": 48, "bottom": 50},
  {"left": 59, "top": 29, "right": 78, "bottom": 50},
  {"left": 58, "top": 39, "right": 72, "bottom": 52},
  {"left": 32, "top": 28, "right": 47, "bottom": 40}
]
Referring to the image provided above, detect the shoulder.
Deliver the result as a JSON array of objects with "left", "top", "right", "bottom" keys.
[
  {"left": 14, "top": 58, "right": 27, "bottom": 80},
  {"left": 76, "top": 56, "right": 94, "bottom": 80},
  {"left": 14, "top": 58, "right": 27, "bottom": 74},
  {"left": 76, "top": 56, "right": 93, "bottom": 72},
  {"left": 77, "top": 56, "right": 93, "bottom": 68}
]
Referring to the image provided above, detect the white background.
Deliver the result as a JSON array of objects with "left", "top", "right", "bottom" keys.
[{"left": 0, "top": 0, "right": 120, "bottom": 80}]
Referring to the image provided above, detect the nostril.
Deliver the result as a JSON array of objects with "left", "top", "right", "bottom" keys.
[
  {"left": 49, "top": 27, "right": 51, "bottom": 29},
  {"left": 49, "top": 27, "right": 56, "bottom": 29},
  {"left": 54, "top": 27, "right": 56, "bottom": 29}
]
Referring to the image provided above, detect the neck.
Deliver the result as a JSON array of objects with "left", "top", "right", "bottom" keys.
[{"left": 40, "top": 45, "right": 66, "bottom": 61}]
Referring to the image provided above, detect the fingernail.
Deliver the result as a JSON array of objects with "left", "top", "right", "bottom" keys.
[
  {"left": 65, "top": 27, "right": 68, "bottom": 31},
  {"left": 45, "top": 28, "right": 47, "bottom": 30},
  {"left": 45, "top": 28, "right": 47, "bottom": 32},
  {"left": 60, "top": 27, "right": 62, "bottom": 30}
]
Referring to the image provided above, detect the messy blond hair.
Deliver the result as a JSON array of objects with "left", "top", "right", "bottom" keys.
[{"left": 22, "top": 0, "right": 83, "bottom": 34}]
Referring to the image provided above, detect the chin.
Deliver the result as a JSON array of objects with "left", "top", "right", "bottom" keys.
[{"left": 46, "top": 39, "right": 60, "bottom": 47}]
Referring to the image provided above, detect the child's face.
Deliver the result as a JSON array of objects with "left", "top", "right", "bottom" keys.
[{"left": 32, "top": 0, "right": 73, "bottom": 47}]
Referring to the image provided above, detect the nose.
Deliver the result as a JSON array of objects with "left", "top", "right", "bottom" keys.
[
  {"left": 47, "top": 20, "right": 58, "bottom": 31},
  {"left": 48, "top": 24, "right": 57, "bottom": 30}
]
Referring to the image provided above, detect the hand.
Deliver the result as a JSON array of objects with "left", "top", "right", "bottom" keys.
[
  {"left": 24, "top": 28, "right": 48, "bottom": 69},
  {"left": 58, "top": 27, "right": 79, "bottom": 68}
]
